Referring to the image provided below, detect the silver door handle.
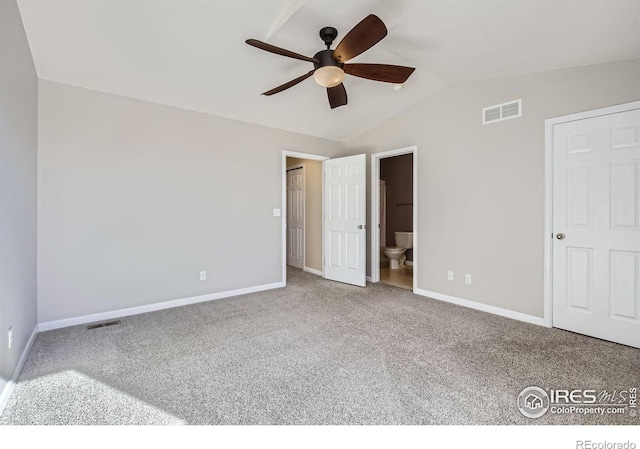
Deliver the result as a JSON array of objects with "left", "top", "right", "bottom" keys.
[
  {"left": 358, "top": 225, "right": 365, "bottom": 229},
  {"left": 556, "top": 233, "right": 566, "bottom": 240}
]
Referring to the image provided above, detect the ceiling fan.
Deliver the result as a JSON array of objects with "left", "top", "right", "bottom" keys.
[{"left": 246, "top": 14, "right": 415, "bottom": 109}]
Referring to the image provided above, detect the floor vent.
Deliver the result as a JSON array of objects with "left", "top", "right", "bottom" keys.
[
  {"left": 483, "top": 99, "right": 522, "bottom": 124},
  {"left": 86, "top": 319, "right": 122, "bottom": 330}
]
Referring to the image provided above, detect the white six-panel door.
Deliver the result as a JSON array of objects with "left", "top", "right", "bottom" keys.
[
  {"left": 324, "top": 154, "right": 366, "bottom": 287},
  {"left": 287, "top": 168, "right": 304, "bottom": 269},
  {"left": 553, "top": 108, "right": 640, "bottom": 348}
]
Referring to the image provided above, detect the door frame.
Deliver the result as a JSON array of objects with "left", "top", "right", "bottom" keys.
[
  {"left": 543, "top": 100, "right": 640, "bottom": 328},
  {"left": 285, "top": 163, "right": 305, "bottom": 270},
  {"left": 370, "top": 145, "right": 418, "bottom": 292},
  {"left": 282, "top": 150, "right": 329, "bottom": 285}
]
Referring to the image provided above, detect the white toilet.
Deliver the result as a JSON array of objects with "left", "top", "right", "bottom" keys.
[{"left": 384, "top": 231, "right": 413, "bottom": 269}]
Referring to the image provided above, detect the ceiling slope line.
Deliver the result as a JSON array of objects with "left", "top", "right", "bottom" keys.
[{"left": 265, "top": 0, "right": 307, "bottom": 41}]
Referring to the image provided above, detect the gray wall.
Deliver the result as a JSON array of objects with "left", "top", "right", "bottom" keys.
[
  {"left": 286, "top": 157, "right": 323, "bottom": 272},
  {"left": 380, "top": 153, "right": 413, "bottom": 261},
  {"left": 345, "top": 58, "right": 640, "bottom": 318},
  {"left": 0, "top": 1, "right": 38, "bottom": 395},
  {"left": 38, "top": 80, "right": 343, "bottom": 323}
]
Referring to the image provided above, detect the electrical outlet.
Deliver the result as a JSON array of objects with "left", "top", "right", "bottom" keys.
[
  {"left": 200, "top": 271, "right": 207, "bottom": 281},
  {"left": 465, "top": 274, "right": 472, "bottom": 285},
  {"left": 8, "top": 327, "right": 13, "bottom": 349},
  {"left": 447, "top": 271, "right": 454, "bottom": 281}
]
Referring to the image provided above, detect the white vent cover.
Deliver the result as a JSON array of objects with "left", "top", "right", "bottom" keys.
[{"left": 482, "top": 99, "right": 522, "bottom": 124}]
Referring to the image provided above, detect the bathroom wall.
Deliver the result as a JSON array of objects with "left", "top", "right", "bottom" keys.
[
  {"left": 380, "top": 154, "right": 414, "bottom": 261},
  {"left": 286, "top": 157, "right": 323, "bottom": 273}
]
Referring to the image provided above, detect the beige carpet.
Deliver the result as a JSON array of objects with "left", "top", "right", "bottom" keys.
[{"left": 1, "top": 268, "right": 638, "bottom": 425}]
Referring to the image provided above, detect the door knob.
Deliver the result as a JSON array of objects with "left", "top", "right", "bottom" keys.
[
  {"left": 556, "top": 233, "right": 566, "bottom": 240},
  {"left": 358, "top": 225, "right": 365, "bottom": 229}
]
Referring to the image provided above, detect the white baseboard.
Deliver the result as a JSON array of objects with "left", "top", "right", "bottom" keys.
[
  {"left": 303, "top": 267, "right": 323, "bottom": 277},
  {"left": 405, "top": 261, "right": 414, "bottom": 267},
  {"left": 0, "top": 325, "right": 39, "bottom": 415},
  {"left": 38, "top": 281, "right": 286, "bottom": 332},
  {"left": 414, "top": 288, "right": 546, "bottom": 327},
  {"left": 366, "top": 276, "right": 374, "bottom": 283}
]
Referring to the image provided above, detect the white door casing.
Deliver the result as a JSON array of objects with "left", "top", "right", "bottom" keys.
[
  {"left": 552, "top": 108, "right": 640, "bottom": 348},
  {"left": 287, "top": 167, "right": 304, "bottom": 269},
  {"left": 323, "top": 154, "right": 367, "bottom": 287}
]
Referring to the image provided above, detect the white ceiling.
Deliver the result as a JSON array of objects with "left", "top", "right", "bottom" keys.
[{"left": 17, "top": 0, "right": 640, "bottom": 142}]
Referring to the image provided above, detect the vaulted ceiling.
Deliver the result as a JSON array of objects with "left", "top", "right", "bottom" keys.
[{"left": 17, "top": 0, "right": 640, "bottom": 141}]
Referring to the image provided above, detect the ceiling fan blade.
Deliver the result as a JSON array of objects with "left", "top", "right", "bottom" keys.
[
  {"left": 246, "top": 39, "right": 319, "bottom": 64},
  {"left": 327, "top": 83, "right": 347, "bottom": 109},
  {"left": 344, "top": 63, "right": 416, "bottom": 84},
  {"left": 262, "top": 70, "right": 315, "bottom": 96},
  {"left": 333, "top": 15, "right": 387, "bottom": 63}
]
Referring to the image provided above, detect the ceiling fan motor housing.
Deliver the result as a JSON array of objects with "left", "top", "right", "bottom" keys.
[{"left": 313, "top": 49, "right": 344, "bottom": 71}]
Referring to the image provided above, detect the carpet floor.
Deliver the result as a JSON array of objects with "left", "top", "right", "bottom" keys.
[{"left": 1, "top": 268, "right": 638, "bottom": 425}]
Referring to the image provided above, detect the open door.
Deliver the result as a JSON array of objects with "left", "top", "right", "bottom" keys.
[{"left": 323, "top": 154, "right": 367, "bottom": 287}]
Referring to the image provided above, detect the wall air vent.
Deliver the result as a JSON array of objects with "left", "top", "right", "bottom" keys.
[{"left": 482, "top": 99, "right": 522, "bottom": 124}]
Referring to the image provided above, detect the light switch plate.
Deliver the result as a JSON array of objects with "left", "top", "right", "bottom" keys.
[{"left": 273, "top": 208, "right": 281, "bottom": 217}]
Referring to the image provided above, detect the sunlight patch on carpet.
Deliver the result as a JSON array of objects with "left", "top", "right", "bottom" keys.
[{"left": 0, "top": 370, "right": 184, "bottom": 425}]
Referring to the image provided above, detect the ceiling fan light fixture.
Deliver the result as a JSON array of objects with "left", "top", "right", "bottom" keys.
[
  {"left": 246, "top": 14, "right": 415, "bottom": 108},
  {"left": 313, "top": 66, "right": 345, "bottom": 88}
]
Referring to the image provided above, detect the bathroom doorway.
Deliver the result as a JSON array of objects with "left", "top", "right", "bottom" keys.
[{"left": 371, "top": 146, "right": 417, "bottom": 291}]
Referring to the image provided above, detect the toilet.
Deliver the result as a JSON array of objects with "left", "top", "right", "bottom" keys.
[{"left": 384, "top": 231, "right": 413, "bottom": 269}]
